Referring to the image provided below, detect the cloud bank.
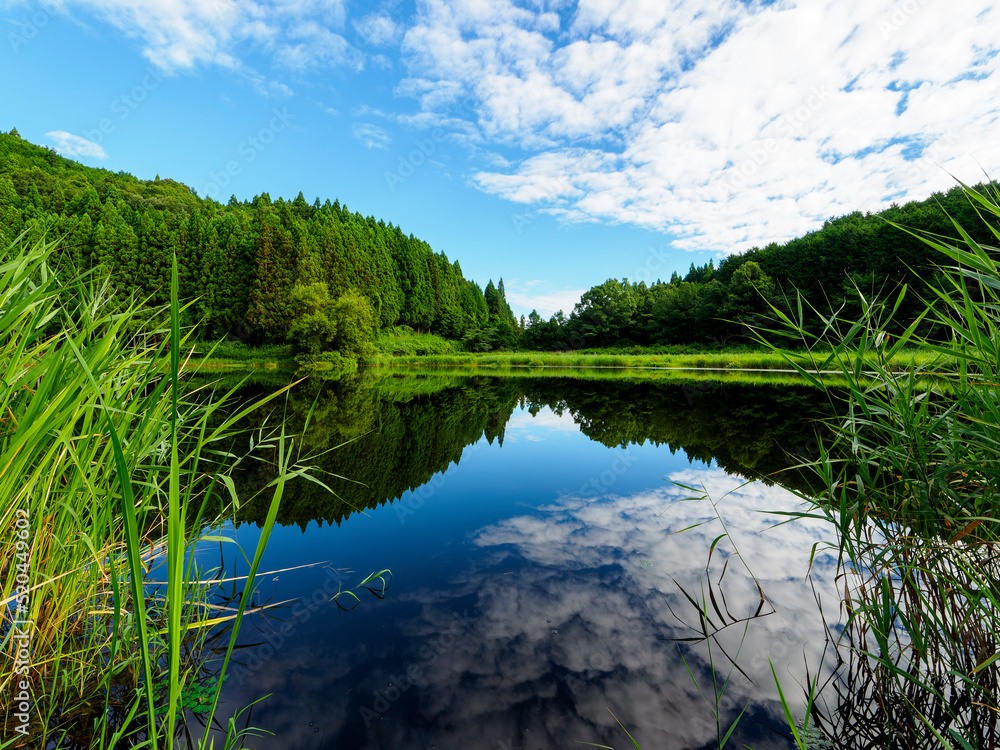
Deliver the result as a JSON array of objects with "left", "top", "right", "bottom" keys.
[{"left": 400, "top": 0, "right": 1000, "bottom": 252}]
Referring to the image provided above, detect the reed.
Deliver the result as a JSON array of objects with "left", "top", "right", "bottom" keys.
[
  {"left": 753, "top": 182, "right": 1000, "bottom": 747},
  {"left": 0, "top": 237, "right": 309, "bottom": 748}
]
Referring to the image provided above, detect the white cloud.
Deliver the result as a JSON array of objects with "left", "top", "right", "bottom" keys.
[
  {"left": 55, "top": 0, "right": 358, "bottom": 75},
  {"left": 354, "top": 13, "right": 400, "bottom": 46},
  {"left": 506, "top": 408, "right": 580, "bottom": 435},
  {"left": 505, "top": 287, "right": 585, "bottom": 318},
  {"left": 352, "top": 104, "right": 389, "bottom": 118},
  {"left": 273, "top": 21, "right": 362, "bottom": 70},
  {"left": 401, "top": 0, "right": 1000, "bottom": 253},
  {"left": 352, "top": 122, "right": 393, "bottom": 149},
  {"left": 45, "top": 131, "right": 107, "bottom": 159}
]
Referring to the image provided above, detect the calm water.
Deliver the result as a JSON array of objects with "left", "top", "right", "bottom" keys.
[{"left": 194, "top": 373, "right": 842, "bottom": 750}]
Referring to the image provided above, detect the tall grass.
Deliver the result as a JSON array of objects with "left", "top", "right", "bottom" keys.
[
  {"left": 0, "top": 237, "right": 310, "bottom": 748},
  {"left": 754, "top": 183, "right": 1000, "bottom": 747}
]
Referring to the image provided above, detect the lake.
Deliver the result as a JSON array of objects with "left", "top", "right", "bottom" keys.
[{"left": 192, "top": 371, "right": 844, "bottom": 750}]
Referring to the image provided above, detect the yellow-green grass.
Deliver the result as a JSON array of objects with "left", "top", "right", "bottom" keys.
[
  {"left": 0, "top": 239, "right": 304, "bottom": 748},
  {"left": 372, "top": 326, "right": 459, "bottom": 356}
]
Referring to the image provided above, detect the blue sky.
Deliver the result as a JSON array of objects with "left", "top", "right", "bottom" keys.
[{"left": 2, "top": 0, "right": 998, "bottom": 318}]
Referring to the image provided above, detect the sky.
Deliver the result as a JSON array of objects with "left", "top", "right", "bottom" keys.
[{"left": 1, "top": 0, "right": 999, "bottom": 318}]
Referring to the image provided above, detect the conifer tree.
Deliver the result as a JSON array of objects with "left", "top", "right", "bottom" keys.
[{"left": 0, "top": 175, "right": 22, "bottom": 244}]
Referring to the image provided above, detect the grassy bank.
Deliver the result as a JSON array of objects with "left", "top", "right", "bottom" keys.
[
  {"left": 187, "top": 340, "right": 296, "bottom": 371},
  {"left": 368, "top": 364, "right": 841, "bottom": 389},
  {"left": 187, "top": 327, "right": 950, "bottom": 378}
]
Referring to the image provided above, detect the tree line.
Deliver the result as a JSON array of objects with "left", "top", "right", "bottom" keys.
[
  {"left": 0, "top": 130, "right": 517, "bottom": 361},
  {"left": 4, "top": 128, "right": 997, "bottom": 355},
  {"left": 520, "top": 183, "right": 1000, "bottom": 349}
]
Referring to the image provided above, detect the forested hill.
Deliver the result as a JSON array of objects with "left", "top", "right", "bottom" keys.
[
  {"left": 522, "top": 181, "right": 1000, "bottom": 349},
  {"left": 0, "top": 130, "right": 513, "bottom": 345}
]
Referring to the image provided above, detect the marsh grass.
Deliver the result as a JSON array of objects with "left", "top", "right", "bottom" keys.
[
  {"left": 750, "top": 182, "right": 1000, "bottom": 748},
  {"left": 0, "top": 237, "right": 316, "bottom": 748},
  {"left": 372, "top": 327, "right": 459, "bottom": 357},
  {"left": 668, "top": 487, "right": 768, "bottom": 748}
]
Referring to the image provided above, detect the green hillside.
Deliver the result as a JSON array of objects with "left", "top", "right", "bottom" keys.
[
  {"left": 3, "top": 127, "right": 996, "bottom": 355},
  {"left": 0, "top": 130, "right": 517, "bottom": 350},
  {"left": 522, "top": 182, "right": 1000, "bottom": 349}
]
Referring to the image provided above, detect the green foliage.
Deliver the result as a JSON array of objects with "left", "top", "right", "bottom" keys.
[
  {"left": 287, "top": 281, "right": 338, "bottom": 357},
  {"left": 329, "top": 288, "right": 376, "bottom": 360},
  {"left": 226, "top": 373, "right": 524, "bottom": 528},
  {"left": 572, "top": 278, "right": 640, "bottom": 346},
  {"left": 189, "top": 340, "right": 293, "bottom": 363},
  {"left": 462, "top": 325, "right": 497, "bottom": 352},
  {"left": 294, "top": 349, "right": 358, "bottom": 374},
  {"left": 0, "top": 131, "right": 490, "bottom": 349},
  {"left": 519, "top": 184, "right": 1000, "bottom": 351},
  {"left": 285, "top": 282, "right": 375, "bottom": 369},
  {"left": 479, "top": 278, "right": 518, "bottom": 349},
  {"left": 373, "top": 327, "right": 459, "bottom": 356},
  {"left": 754, "top": 182, "right": 1000, "bottom": 747},
  {"left": 0, "top": 236, "right": 310, "bottom": 748}
]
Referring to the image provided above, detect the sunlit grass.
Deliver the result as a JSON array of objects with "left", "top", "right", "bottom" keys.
[
  {"left": 0, "top": 237, "right": 310, "bottom": 748},
  {"left": 368, "top": 363, "right": 844, "bottom": 390},
  {"left": 372, "top": 326, "right": 459, "bottom": 356},
  {"left": 370, "top": 348, "right": 946, "bottom": 373},
  {"left": 750, "top": 182, "right": 1000, "bottom": 747}
]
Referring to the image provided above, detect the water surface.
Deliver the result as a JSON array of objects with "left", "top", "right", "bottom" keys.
[{"left": 196, "top": 373, "right": 841, "bottom": 750}]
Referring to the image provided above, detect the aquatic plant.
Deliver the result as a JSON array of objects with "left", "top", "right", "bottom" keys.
[
  {"left": 0, "top": 237, "right": 312, "bottom": 748},
  {"left": 755, "top": 181, "right": 1000, "bottom": 748}
]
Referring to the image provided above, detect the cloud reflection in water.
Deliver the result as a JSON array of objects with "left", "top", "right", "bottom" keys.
[{"left": 358, "top": 468, "right": 840, "bottom": 749}]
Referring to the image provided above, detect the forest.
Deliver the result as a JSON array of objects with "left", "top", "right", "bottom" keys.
[
  {"left": 2, "top": 128, "right": 997, "bottom": 357},
  {"left": 521, "top": 184, "right": 1000, "bottom": 349},
  {"left": 0, "top": 130, "right": 518, "bottom": 363}
]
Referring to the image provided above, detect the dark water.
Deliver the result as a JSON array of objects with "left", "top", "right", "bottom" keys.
[{"left": 194, "top": 372, "right": 842, "bottom": 750}]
